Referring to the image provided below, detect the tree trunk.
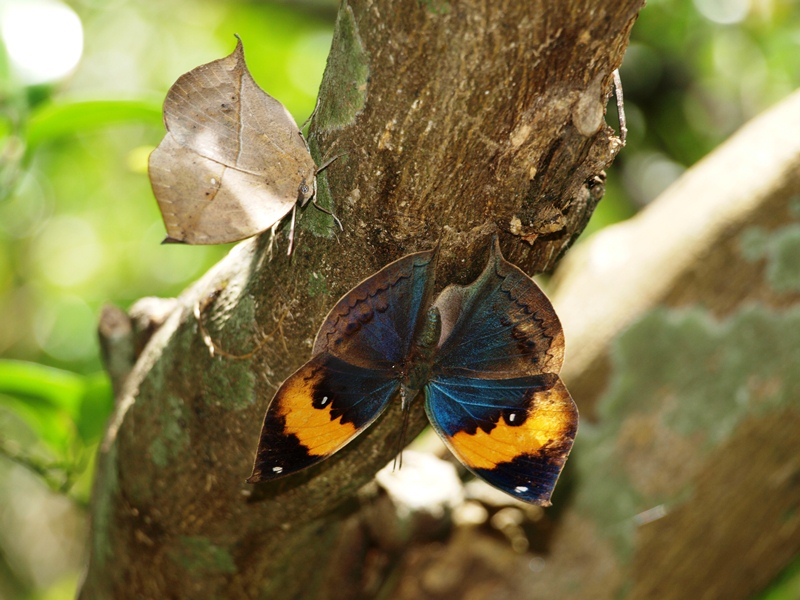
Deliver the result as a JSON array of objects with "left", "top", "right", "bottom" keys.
[{"left": 80, "top": 0, "right": 640, "bottom": 597}]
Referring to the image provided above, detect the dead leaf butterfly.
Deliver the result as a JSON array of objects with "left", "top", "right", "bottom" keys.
[
  {"left": 149, "top": 37, "right": 334, "bottom": 250},
  {"left": 248, "top": 238, "right": 578, "bottom": 506}
]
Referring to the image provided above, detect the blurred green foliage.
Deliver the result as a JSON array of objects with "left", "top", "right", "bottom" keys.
[
  {"left": 0, "top": 0, "right": 335, "bottom": 596},
  {"left": 0, "top": 0, "right": 797, "bottom": 598},
  {"left": 754, "top": 555, "right": 800, "bottom": 600},
  {"left": 0, "top": 360, "right": 110, "bottom": 497},
  {"left": 585, "top": 0, "right": 800, "bottom": 236}
]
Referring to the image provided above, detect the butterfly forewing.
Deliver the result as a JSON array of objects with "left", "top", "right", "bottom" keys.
[
  {"left": 433, "top": 239, "right": 564, "bottom": 378},
  {"left": 425, "top": 376, "right": 577, "bottom": 505},
  {"left": 149, "top": 136, "right": 295, "bottom": 244},
  {"left": 161, "top": 39, "right": 314, "bottom": 182},
  {"left": 249, "top": 353, "right": 400, "bottom": 482},
  {"left": 313, "top": 250, "right": 438, "bottom": 369},
  {"left": 425, "top": 239, "right": 577, "bottom": 505}
]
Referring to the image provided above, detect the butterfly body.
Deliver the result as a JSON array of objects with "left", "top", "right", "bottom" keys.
[
  {"left": 399, "top": 307, "right": 441, "bottom": 408},
  {"left": 249, "top": 240, "right": 578, "bottom": 505}
]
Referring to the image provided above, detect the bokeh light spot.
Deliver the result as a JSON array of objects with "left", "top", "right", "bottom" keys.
[
  {"left": 1, "top": 0, "right": 84, "bottom": 85},
  {"left": 288, "top": 31, "right": 333, "bottom": 99},
  {"left": 143, "top": 222, "right": 211, "bottom": 285},
  {"left": 693, "top": 0, "right": 750, "bottom": 24},
  {"left": 34, "top": 215, "right": 103, "bottom": 288},
  {"left": 33, "top": 294, "right": 97, "bottom": 361},
  {"left": 127, "top": 145, "right": 154, "bottom": 174},
  {"left": 0, "top": 172, "right": 50, "bottom": 239},
  {"left": 623, "top": 152, "right": 686, "bottom": 206}
]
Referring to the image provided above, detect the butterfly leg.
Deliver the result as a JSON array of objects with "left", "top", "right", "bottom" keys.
[
  {"left": 392, "top": 399, "right": 413, "bottom": 472},
  {"left": 310, "top": 197, "right": 343, "bottom": 232},
  {"left": 613, "top": 69, "right": 627, "bottom": 145},
  {"left": 302, "top": 156, "right": 344, "bottom": 232},
  {"left": 267, "top": 222, "right": 280, "bottom": 261}
]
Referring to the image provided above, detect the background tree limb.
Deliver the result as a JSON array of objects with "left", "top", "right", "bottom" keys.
[{"left": 547, "top": 88, "right": 800, "bottom": 600}]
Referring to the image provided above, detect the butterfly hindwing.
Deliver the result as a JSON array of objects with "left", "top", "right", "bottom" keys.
[
  {"left": 149, "top": 135, "right": 295, "bottom": 244},
  {"left": 248, "top": 353, "right": 400, "bottom": 482},
  {"left": 425, "top": 375, "right": 577, "bottom": 505},
  {"left": 313, "top": 249, "right": 438, "bottom": 369},
  {"left": 433, "top": 238, "right": 564, "bottom": 378}
]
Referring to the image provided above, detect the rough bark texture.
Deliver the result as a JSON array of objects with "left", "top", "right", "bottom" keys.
[
  {"left": 281, "top": 87, "right": 800, "bottom": 600},
  {"left": 80, "top": 0, "right": 640, "bottom": 598},
  {"left": 548, "top": 90, "right": 800, "bottom": 599}
]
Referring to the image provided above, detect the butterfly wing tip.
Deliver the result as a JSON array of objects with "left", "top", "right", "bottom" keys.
[
  {"left": 490, "top": 234, "right": 503, "bottom": 259},
  {"left": 497, "top": 479, "right": 559, "bottom": 507},
  {"left": 512, "top": 486, "right": 555, "bottom": 507},
  {"left": 162, "top": 236, "right": 186, "bottom": 245}
]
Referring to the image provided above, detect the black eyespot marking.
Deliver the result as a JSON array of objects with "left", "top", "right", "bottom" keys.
[
  {"left": 504, "top": 411, "right": 526, "bottom": 426},
  {"left": 374, "top": 296, "right": 389, "bottom": 313},
  {"left": 344, "top": 320, "right": 361, "bottom": 335},
  {"left": 355, "top": 304, "right": 374, "bottom": 324}
]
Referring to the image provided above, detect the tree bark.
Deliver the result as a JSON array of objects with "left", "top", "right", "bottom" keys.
[
  {"left": 302, "top": 87, "right": 800, "bottom": 600},
  {"left": 80, "top": 1, "right": 640, "bottom": 598},
  {"left": 548, "top": 89, "right": 800, "bottom": 599}
]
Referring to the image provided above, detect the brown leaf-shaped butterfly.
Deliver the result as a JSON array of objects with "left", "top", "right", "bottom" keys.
[{"left": 149, "top": 37, "right": 335, "bottom": 250}]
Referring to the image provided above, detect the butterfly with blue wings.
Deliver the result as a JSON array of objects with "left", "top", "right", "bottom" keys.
[{"left": 248, "top": 238, "right": 578, "bottom": 505}]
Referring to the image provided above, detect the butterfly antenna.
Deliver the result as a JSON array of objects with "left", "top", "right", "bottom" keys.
[
  {"left": 315, "top": 154, "right": 342, "bottom": 175},
  {"left": 302, "top": 97, "right": 320, "bottom": 130}
]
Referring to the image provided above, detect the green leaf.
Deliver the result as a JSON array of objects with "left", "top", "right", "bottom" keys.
[
  {"left": 0, "top": 361, "right": 114, "bottom": 497},
  {"left": 754, "top": 553, "right": 800, "bottom": 600},
  {"left": 25, "top": 98, "right": 163, "bottom": 147},
  {"left": 0, "top": 394, "right": 72, "bottom": 453},
  {"left": 0, "top": 360, "right": 113, "bottom": 450},
  {"left": 0, "top": 359, "right": 84, "bottom": 417},
  {"left": 76, "top": 373, "right": 114, "bottom": 444}
]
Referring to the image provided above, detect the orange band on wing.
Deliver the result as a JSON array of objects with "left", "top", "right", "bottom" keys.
[
  {"left": 448, "top": 381, "right": 576, "bottom": 470},
  {"left": 275, "top": 370, "right": 357, "bottom": 457}
]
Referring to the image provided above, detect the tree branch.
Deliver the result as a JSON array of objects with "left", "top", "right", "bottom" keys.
[{"left": 80, "top": 1, "right": 641, "bottom": 597}]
